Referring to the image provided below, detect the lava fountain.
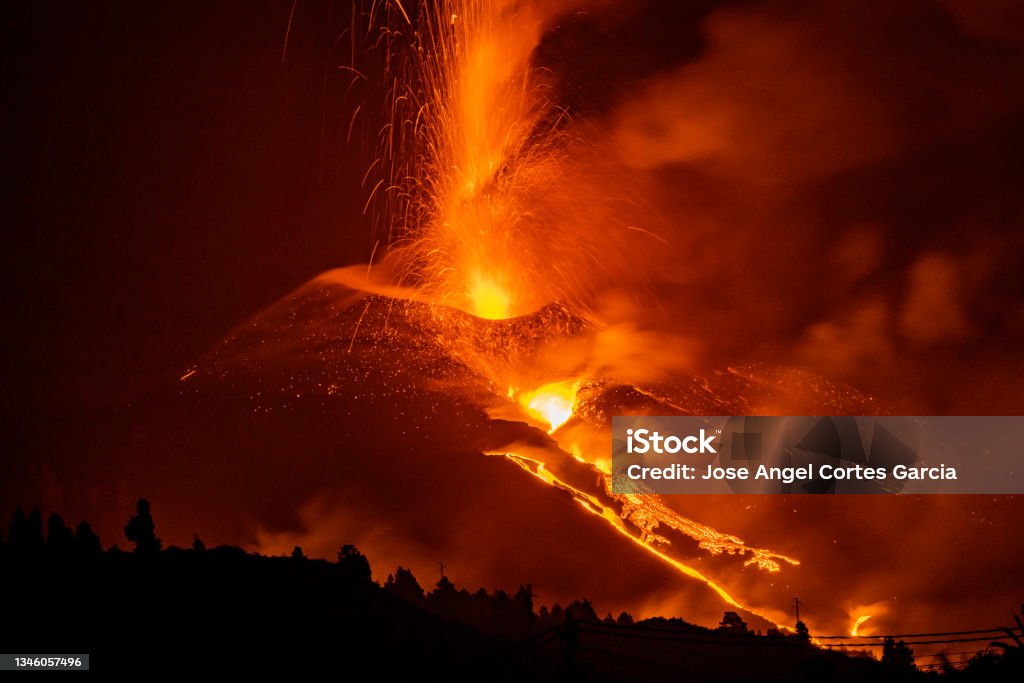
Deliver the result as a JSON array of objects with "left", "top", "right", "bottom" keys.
[{"left": 368, "top": 0, "right": 644, "bottom": 320}]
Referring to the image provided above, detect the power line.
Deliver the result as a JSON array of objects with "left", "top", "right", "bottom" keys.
[
  {"left": 815, "top": 627, "right": 1007, "bottom": 639},
  {"left": 576, "top": 620, "right": 1015, "bottom": 649},
  {"left": 825, "top": 635, "right": 1010, "bottom": 648},
  {"left": 581, "top": 618, "right": 1013, "bottom": 640}
]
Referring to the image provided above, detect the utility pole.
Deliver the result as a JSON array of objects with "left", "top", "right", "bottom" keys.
[
  {"left": 793, "top": 597, "right": 802, "bottom": 625},
  {"left": 439, "top": 561, "right": 446, "bottom": 580}
]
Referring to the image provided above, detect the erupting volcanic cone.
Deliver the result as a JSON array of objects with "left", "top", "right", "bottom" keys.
[{"left": 93, "top": 268, "right": 883, "bottom": 629}]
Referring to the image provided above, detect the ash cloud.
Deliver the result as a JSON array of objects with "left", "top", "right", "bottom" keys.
[{"left": 567, "top": 0, "right": 1024, "bottom": 414}]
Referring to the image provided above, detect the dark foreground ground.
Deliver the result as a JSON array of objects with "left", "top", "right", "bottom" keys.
[{"left": 2, "top": 506, "right": 1021, "bottom": 680}]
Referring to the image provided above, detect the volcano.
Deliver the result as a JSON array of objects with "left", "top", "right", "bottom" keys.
[{"left": 85, "top": 267, "right": 890, "bottom": 630}]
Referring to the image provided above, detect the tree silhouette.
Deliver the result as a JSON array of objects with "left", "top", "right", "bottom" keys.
[
  {"left": 192, "top": 534, "right": 206, "bottom": 552},
  {"left": 718, "top": 611, "right": 750, "bottom": 635},
  {"left": 124, "top": 498, "right": 161, "bottom": 554},
  {"left": 795, "top": 620, "right": 810, "bottom": 641},
  {"left": 337, "top": 544, "right": 371, "bottom": 582},
  {"left": 385, "top": 566, "right": 424, "bottom": 605},
  {"left": 566, "top": 599, "right": 598, "bottom": 623},
  {"left": 291, "top": 545, "right": 305, "bottom": 560},
  {"left": 427, "top": 575, "right": 458, "bottom": 615},
  {"left": 881, "top": 636, "right": 915, "bottom": 671},
  {"left": 514, "top": 584, "right": 534, "bottom": 613}
]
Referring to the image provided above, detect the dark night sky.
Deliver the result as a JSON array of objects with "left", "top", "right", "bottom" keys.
[{"left": 3, "top": 2, "right": 369, "bottom": 420}]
